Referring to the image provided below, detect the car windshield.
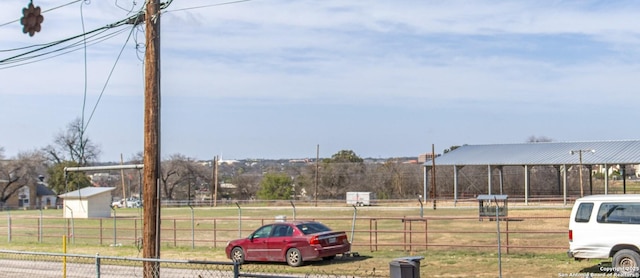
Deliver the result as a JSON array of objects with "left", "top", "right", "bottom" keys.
[{"left": 296, "top": 222, "right": 331, "bottom": 235}]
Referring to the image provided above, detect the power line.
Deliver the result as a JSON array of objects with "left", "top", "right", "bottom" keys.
[
  {"left": 164, "top": 0, "right": 253, "bottom": 14},
  {"left": 0, "top": 0, "right": 83, "bottom": 29},
  {"left": 0, "top": 12, "right": 141, "bottom": 66}
]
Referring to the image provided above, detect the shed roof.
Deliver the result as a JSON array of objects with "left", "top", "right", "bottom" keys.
[
  {"left": 430, "top": 140, "right": 640, "bottom": 166},
  {"left": 477, "top": 194, "right": 508, "bottom": 200},
  {"left": 58, "top": 187, "right": 115, "bottom": 199}
]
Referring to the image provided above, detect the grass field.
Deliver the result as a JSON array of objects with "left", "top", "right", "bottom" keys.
[{"left": 0, "top": 203, "right": 616, "bottom": 277}]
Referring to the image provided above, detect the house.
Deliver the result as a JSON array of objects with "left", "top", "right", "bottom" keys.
[
  {"left": 6, "top": 176, "right": 57, "bottom": 210},
  {"left": 58, "top": 187, "right": 115, "bottom": 218}
]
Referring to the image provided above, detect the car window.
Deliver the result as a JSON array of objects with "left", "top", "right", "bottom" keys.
[
  {"left": 296, "top": 222, "right": 331, "bottom": 235},
  {"left": 252, "top": 225, "right": 273, "bottom": 239},
  {"left": 272, "top": 225, "right": 293, "bottom": 237},
  {"left": 574, "top": 202, "right": 593, "bottom": 223},
  {"left": 597, "top": 203, "right": 640, "bottom": 224}
]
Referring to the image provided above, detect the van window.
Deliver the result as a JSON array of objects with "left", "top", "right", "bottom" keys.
[
  {"left": 597, "top": 203, "right": 640, "bottom": 224},
  {"left": 575, "top": 202, "right": 594, "bottom": 223}
]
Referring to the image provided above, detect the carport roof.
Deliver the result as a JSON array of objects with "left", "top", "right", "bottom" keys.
[{"left": 429, "top": 140, "right": 640, "bottom": 166}]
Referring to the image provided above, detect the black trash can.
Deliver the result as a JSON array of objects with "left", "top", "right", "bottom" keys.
[{"left": 389, "top": 256, "right": 424, "bottom": 278}]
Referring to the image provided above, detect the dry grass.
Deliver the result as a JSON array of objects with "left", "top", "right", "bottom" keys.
[{"left": 0, "top": 203, "right": 613, "bottom": 277}]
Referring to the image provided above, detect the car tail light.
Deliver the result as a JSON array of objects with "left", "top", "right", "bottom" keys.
[
  {"left": 568, "top": 230, "right": 573, "bottom": 242},
  {"left": 309, "top": 235, "right": 320, "bottom": 245}
]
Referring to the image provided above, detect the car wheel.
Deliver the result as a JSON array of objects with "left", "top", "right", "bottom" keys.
[
  {"left": 322, "top": 255, "right": 336, "bottom": 261},
  {"left": 613, "top": 249, "right": 640, "bottom": 276},
  {"left": 286, "top": 248, "right": 303, "bottom": 267},
  {"left": 230, "top": 247, "right": 245, "bottom": 264}
]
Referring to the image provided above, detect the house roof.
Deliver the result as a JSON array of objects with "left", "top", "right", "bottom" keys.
[
  {"left": 58, "top": 187, "right": 115, "bottom": 199},
  {"left": 36, "top": 183, "right": 56, "bottom": 196},
  {"left": 430, "top": 140, "right": 640, "bottom": 166}
]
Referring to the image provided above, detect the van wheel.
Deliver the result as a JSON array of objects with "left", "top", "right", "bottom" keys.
[{"left": 613, "top": 249, "right": 640, "bottom": 276}]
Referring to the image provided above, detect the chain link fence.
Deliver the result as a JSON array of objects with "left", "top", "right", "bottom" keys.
[
  {"left": 0, "top": 249, "right": 383, "bottom": 277},
  {"left": 0, "top": 249, "right": 236, "bottom": 277}
]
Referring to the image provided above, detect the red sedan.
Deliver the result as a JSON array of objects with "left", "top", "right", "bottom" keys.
[{"left": 225, "top": 220, "right": 351, "bottom": 267}]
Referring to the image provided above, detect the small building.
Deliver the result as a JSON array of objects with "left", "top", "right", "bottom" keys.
[
  {"left": 477, "top": 194, "right": 508, "bottom": 219},
  {"left": 35, "top": 183, "right": 57, "bottom": 209},
  {"left": 58, "top": 187, "right": 116, "bottom": 218}
]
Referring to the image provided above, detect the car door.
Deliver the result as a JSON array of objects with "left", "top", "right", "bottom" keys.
[
  {"left": 244, "top": 225, "right": 272, "bottom": 261},
  {"left": 265, "top": 224, "right": 294, "bottom": 261}
]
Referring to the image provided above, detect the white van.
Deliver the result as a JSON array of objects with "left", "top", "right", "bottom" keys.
[{"left": 568, "top": 194, "right": 640, "bottom": 276}]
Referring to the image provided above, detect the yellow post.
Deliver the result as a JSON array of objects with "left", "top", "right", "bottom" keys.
[{"left": 63, "top": 235, "right": 67, "bottom": 278}]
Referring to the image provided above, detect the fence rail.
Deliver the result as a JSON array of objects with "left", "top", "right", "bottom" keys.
[{"left": 0, "top": 214, "right": 569, "bottom": 253}]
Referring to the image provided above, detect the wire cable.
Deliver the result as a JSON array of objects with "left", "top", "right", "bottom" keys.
[
  {"left": 81, "top": 0, "right": 89, "bottom": 149},
  {"left": 0, "top": 0, "right": 83, "bottom": 29},
  {"left": 164, "top": 0, "right": 252, "bottom": 14},
  {"left": 0, "top": 12, "right": 139, "bottom": 65},
  {"left": 0, "top": 27, "right": 128, "bottom": 68},
  {"left": 85, "top": 10, "right": 142, "bottom": 131}
]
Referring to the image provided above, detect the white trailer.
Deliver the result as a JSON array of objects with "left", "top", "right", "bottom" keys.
[{"left": 346, "top": 192, "right": 374, "bottom": 206}]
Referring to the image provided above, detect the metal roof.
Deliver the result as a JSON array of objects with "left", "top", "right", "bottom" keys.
[
  {"left": 477, "top": 194, "right": 508, "bottom": 200},
  {"left": 431, "top": 140, "right": 640, "bottom": 166},
  {"left": 58, "top": 187, "right": 115, "bottom": 199}
]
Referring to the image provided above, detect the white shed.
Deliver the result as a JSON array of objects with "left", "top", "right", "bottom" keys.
[{"left": 58, "top": 187, "right": 115, "bottom": 218}]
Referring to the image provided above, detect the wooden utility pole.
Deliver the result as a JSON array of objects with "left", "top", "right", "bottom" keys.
[
  {"left": 120, "top": 154, "right": 126, "bottom": 201},
  {"left": 213, "top": 155, "right": 218, "bottom": 207},
  {"left": 431, "top": 144, "right": 436, "bottom": 210},
  {"left": 315, "top": 144, "right": 319, "bottom": 207},
  {"left": 143, "top": 0, "right": 161, "bottom": 277}
]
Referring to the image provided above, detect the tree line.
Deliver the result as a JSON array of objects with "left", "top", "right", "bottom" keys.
[{"left": 2, "top": 120, "right": 599, "bottom": 207}]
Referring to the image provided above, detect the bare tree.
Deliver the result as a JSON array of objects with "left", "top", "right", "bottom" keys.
[
  {"left": 231, "top": 173, "right": 261, "bottom": 200},
  {"left": 527, "top": 135, "right": 553, "bottom": 143},
  {"left": 43, "top": 118, "right": 101, "bottom": 165},
  {"left": 160, "top": 154, "right": 210, "bottom": 200},
  {"left": 0, "top": 150, "right": 48, "bottom": 208}
]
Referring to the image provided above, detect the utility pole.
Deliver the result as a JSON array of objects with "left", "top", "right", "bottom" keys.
[
  {"left": 120, "top": 154, "right": 126, "bottom": 202},
  {"left": 570, "top": 149, "right": 595, "bottom": 198},
  {"left": 143, "top": 0, "right": 161, "bottom": 277},
  {"left": 315, "top": 144, "right": 319, "bottom": 207}
]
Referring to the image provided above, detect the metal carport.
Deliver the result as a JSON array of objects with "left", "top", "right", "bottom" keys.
[{"left": 423, "top": 140, "right": 640, "bottom": 205}]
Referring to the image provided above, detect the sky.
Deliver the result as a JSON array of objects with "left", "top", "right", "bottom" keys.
[{"left": 1, "top": 0, "right": 640, "bottom": 162}]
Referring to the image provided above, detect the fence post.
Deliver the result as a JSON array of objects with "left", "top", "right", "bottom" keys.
[
  {"left": 506, "top": 218, "right": 510, "bottom": 254},
  {"left": 39, "top": 208, "right": 43, "bottom": 243},
  {"left": 350, "top": 205, "right": 357, "bottom": 245},
  {"left": 174, "top": 219, "right": 177, "bottom": 247},
  {"left": 425, "top": 218, "right": 428, "bottom": 250},
  {"left": 7, "top": 210, "right": 11, "bottom": 243},
  {"left": 213, "top": 219, "right": 217, "bottom": 248},
  {"left": 189, "top": 204, "right": 195, "bottom": 249},
  {"left": 95, "top": 253, "right": 101, "bottom": 278},
  {"left": 62, "top": 235, "right": 67, "bottom": 278},
  {"left": 99, "top": 219, "right": 103, "bottom": 245},
  {"left": 402, "top": 217, "right": 407, "bottom": 252},
  {"left": 233, "top": 261, "right": 240, "bottom": 278},
  {"left": 112, "top": 207, "right": 117, "bottom": 246},
  {"left": 236, "top": 202, "right": 242, "bottom": 238}
]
